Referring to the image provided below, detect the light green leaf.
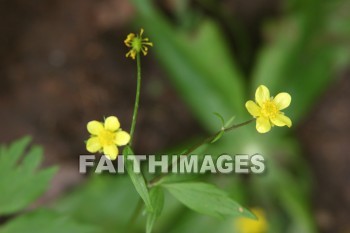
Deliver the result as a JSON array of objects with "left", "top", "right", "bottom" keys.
[
  {"left": 146, "top": 187, "right": 164, "bottom": 233},
  {"left": 224, "top": 116, "right": 236, "bottom": 128},
  {"left": 210, "top": 131, "right": 225, "bottom": 144},
  {"left": 0, "top": 209, "right": 98, "bottom": 233},
  {"left": 123, "top": 146, "right": 153, "bottom": 212},
  {"left": 162, "top": 182, "right": 255, "bottom": 219},
  {"left": 0, "top": 136, "right": 57, "bottom": 215}
]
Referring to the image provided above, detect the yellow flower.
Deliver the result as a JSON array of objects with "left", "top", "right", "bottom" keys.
[
  {"left": 246, "top": 85, "right": 292, "bottom": 133},
  {"left": 235, "top": 208, "right": 268, "bottom": 233},
  {"left": 124, "top": 28, "right": 153, "bottom": 59},
  {"left": 86, "top": 116, "right": 130, "bottom": 160}
]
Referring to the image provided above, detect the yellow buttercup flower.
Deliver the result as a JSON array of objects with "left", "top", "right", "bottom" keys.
[
  {"left": 86, "top": 116, "right": 130, "bottom": 160},
  {"left": 246, "top": 85, "right": 292, "bottom": 133},
  {"left": 124, "top": 28, "right": 153, "bottom": 59},
  {"left": 235, "top": 208, "right": 268, "bottom": 233}
]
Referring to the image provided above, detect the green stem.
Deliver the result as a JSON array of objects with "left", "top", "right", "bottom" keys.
[
  {"left": 129, "top": 54, "right": 142, "bottom": 146},
  {"left": 125, "top": 54, "right": 145, "bottom": 230},
  {"left": 148, "top": 118, "right": 254, "bottom": 187}
]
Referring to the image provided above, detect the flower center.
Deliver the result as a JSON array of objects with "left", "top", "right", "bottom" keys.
[
  {"left": 261, "top": 100, "right": 279, "bottom": 118},
  {"left": 131, "top": 37, "right": 142, "bottom": 52},
  {"left": 98, "top": 129, "right": 115, "bottom": 146}
]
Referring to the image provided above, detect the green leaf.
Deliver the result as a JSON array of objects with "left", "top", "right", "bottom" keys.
[
  {"left": 0, "top": 136, "right": 57, "bottom": 215},
  {"left": 154, "top": 173, "right": 200, "bottom": 186},
  {"left": 224, "top": 116, "right": 236, "bottom": 128},
  {"left": 0, "top": 209, "right": 98, "bottom": 233},
  {"left": 146, "top": 187, "right": 164, "bottom": 233},
  {"left": 213, "top": 112, "right": 225, "bottom": 127},
  {"left": 131, "top": 0, "right": 247, "bottom": 131},
  {"left": 123, "top": 146, "right": 153, "bottom": 211},
  {"left": 1, "top": 136, "right": 31, "bottom": 167},
  {"left": 210, "top": 131, "right": 224, "bottom": 144},
  {"left": 162, "top": 182, "right": 255, "bottom": 219}
]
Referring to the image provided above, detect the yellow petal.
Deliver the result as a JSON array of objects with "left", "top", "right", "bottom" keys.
[
  {"left": 103, "top": 145, "right": 119, "bottom": 160},
  {"left": 104, "top": 116, "right": 120, "bottom": 132},
  {"left": 273, "top": 92, "right": 291, "bottom": 110},
  {"left": 256, "top": 117, "right": 271, "bottom": 133},
  {"left": 86, "top": 137, "right": 102, "bottom": 153},
  {"left": 115, "top": 131, "right": 131, "bottom": 146},
  {"left": 245, "top": 100, "right": 261, "bottom": 117},
  {"left": 255, "top": 85, "right": 270, "bottom": 107},
  {"left": 87, "top": 121, "right": 104, "bottom": 135},
  {"left": 271, "top": 114, "right": 292, "bottom": 127}
]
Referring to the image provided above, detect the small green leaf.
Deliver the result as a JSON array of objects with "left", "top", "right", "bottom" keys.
[
  {"left": 224, "top": 116, "right": 236, "bottom": 128},
  {"left": 210, "top": 130, "right": 224, "bottom": 144},
  {"left": 123, "top": 146, "right": 153, "bottom": 212},
  {"left": 163, "top": 182, "right": 255, "bottom": 219},
  {"left": 146, "top": 187, "right": 164, "bottom": 233},
  {"left": 213, "top": 112, "right": 225, "bottom": 127}
]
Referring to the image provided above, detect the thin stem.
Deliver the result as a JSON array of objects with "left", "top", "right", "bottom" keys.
[
  {"left": 148, "top": 118, "right": 254, "bottom": 186},
  {"left": 129, "top": 54, "right": 142, "bottom": 146}
]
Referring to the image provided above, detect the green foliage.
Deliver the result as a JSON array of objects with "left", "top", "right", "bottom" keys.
[
  {"left": 0, "top": 210, "right": 98, "bottom": 233},
  {"left": 146, "top": 187, "right": 164, "bottom": 233},
  {"left": 0, "top": 136, "right": 57, "bottom": 215},
  {"left": 54, "top": 175, "right": 140, "bottom": 233},
  {"left": 127, "top": 0, "right": 350, "bottom": 231},
  {"left": 162, "top": 182, "right": 255, "bottom": 219},
  {"left": 0, "top": 137, "right": 95, "bottom": 233},
  {"left": 123, "top": 146, "right": 153, "bottom": 211}
]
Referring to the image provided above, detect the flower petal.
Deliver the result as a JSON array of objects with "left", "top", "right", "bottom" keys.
[
  {"left": 255, "top": 85, "right": 270, "bottom": 107},
  {"left": 115, "top": 131, "right": 131, "bottom": 146},
  {"left": 271, "top": 114, "right": 292, "bottom": 127},
  {"left": 103, "top": 145, "right": 119, "bottom": 160},
  {"left": 256, "top": 117, "right": 271, "bottom": 133},
  {"left": 104, "top": 116, "right": 120, "bottom": 132},
  {"left": 245, "top": 100, "right": 261, "bottom": 117},
  {"left": 87, "top": 121, "right": 104, "bottom": 135},
  {"left": 273, "top": 92, "right": 291, "bottom": 110},
  {"left": 86, "top": 137, "right": 102, "bottom": 153}
]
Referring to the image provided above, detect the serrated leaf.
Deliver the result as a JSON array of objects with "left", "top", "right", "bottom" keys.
[
  {"left": 163, "top": 182, "right": 255, "bottom": 219},
  {"left": 123, "top": 146, "right": 153, "bottom": 212},
  {"left": 0, "top": 137, "right": 57, "bottom": 215},
  {"left": 0, "top": 209, "right": 98, "bottom": 233},
  {"left": 146, "top": 187, "right": 164, "bottom": 233},
  {"left": 1, "top": 136, "right": 31, "bottom": 168}
]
